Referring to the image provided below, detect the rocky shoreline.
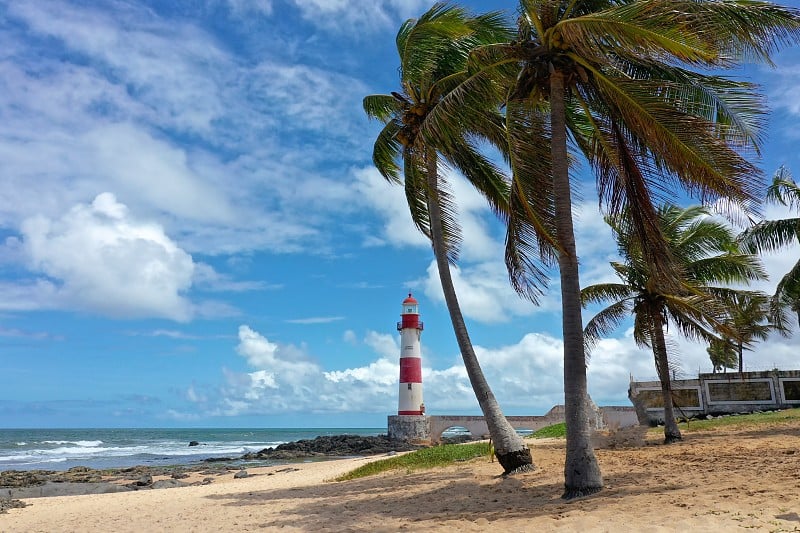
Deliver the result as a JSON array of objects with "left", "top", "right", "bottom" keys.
[{"left": 0, "top": 434, "right": 425, "bottom": 509}]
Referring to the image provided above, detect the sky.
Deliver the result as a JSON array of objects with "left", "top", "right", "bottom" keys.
[{"left": 1, "top": 0, "right": 799, "bottom": 429}]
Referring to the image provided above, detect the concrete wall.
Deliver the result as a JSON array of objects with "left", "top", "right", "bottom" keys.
[
  {"left": 389, "top": 402, "right": 640, "bottom": 444},
  {"left": 629, "top": 370, "right": 800, "bottom": 424}
]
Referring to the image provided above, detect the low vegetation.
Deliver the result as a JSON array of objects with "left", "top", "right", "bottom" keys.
[
  {"left": 675, "top": 407, "right": 800, "bottom": 433},
  {"left": 528, "top": 423, "right": 567, "bottom": 439},
  {"left": 333, "top": 442, "right": 491, "bottom": 481}
]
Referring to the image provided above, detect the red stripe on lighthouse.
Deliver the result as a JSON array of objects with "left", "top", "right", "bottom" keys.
[
  {"left": 401, "top": 315, "right": 420, "bottom": 329},
  {"left": 399, "top": 358, "right": 422, "bottom": 383}
]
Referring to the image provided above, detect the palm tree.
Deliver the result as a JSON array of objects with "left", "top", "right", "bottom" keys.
[
  {"left": 707, "top": 337, "right": 737, "bottom": 373},
  {"left": 721, "top": 291, "right": 774, "bottom": 372},
  {"left": 582, "top": 205, "right": 766, "bottom": 443},
  {"left": 431, "top": 0, "right": 800, "bottom": 498},
  {"left": 740, "top": 166, "right": 800, "bottom": 329},
  {"left": 362, "top": 4, "right": 534, "bottom": 474}
]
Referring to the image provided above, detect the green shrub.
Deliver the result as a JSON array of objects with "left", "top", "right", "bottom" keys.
[{"left": 528, "top": 422, "right": 567, "bottom": 439}]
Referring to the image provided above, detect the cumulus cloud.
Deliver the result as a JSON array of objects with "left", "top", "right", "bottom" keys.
[
  {"left": 199, "top": 324, "right": 652, "bottom": 417},
  {"left": 216, "top": 325, "right": 397, "bottom": 415},
  {"left": 4, "top": 193, "right": 196, "bottom": 320}
]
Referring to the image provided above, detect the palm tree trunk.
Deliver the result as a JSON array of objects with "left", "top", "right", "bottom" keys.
[
  {"left": 737, "top": 342, "right": 744, "bottom": 373},
  {"left": 424, "top": 148, "right": 533, "bottom": 475},
  {"left": 550, "top": 71, "right": 603, "bottom": 498},
  {"left": 650, "top": 309, "right": 682, "bottom": 443}
]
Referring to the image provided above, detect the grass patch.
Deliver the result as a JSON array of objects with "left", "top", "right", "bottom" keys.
[
  {"left": 676, "top": 407, "right": 800, "bottom": 433},
  {"left": 527, "top": 422, "right": 566, "bottom": 439},
  {"left": 333, "top": 442, "right": 491, "bottom": 482}
]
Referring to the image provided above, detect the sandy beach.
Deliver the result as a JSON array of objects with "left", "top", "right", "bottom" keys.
[{"left": 3, "top": 421, "right": 800, "bottom": 532}]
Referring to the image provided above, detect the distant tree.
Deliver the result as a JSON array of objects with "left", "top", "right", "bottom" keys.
[
  {"left": 363, "top": 4, "right": 534, "bottom": 474},
  {"left": 582, "top": 205, "right": 766, "bottom": 443},
  {"left": 740, "top": 167, "right": 800, "bottom": 329},
  {"left": 720, "top": 291, "right": 775, "bottom": 372},
  {"left": 707, "top": 337, "right": 737, "bottom": 373}
]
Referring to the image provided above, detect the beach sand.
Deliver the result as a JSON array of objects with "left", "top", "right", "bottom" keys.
[{"left": 3, "top": 422, "right": 800, "bottom": 532}]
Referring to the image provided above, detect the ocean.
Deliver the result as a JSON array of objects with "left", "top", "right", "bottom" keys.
[{"left": 0, "top": 428, "right": 385, "bottom": 471}]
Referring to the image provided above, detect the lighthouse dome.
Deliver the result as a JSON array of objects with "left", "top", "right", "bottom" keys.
[{"left": 402, "top": 293, "right": 418, "bottom": 305}]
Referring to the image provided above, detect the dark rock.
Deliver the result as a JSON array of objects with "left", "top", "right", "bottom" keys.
[
  {"left": 203, "top": 457, "right": 235, "bottom": 463},
  {"left": 171, "top": 472, "right": 190, "bottom": 480},
  {"left": 188, "top": 441, "right": 200, "bottom": 447},
  {"left": 201, "top": 477, "right": 214, "bottom": 485},
  {"left": 134, "top": 474, "right": 153, "bottom": 487},
  {"left": 234, "top": 470, "right": 249, "bottom": 479},
  {"left": 240, "top": 434, "right": 423, "bottom": 460},
  {"left": 0, "top": 470, "right": 51, "bottom": 488},
  {"left": 151, "top": 479, "right": 188, "bottom": 490},
  {"left": 0, "top": 498, "right": 27, "bottom": 514}
]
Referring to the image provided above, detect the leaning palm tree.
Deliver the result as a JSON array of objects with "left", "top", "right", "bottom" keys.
[
  {"left": 363, "top": 4, "right": 534, "bottom": 474},
  {"left": 582, "top": 205, "right": 767, "bottom": 443},
  {"left": 431, "top": 0, "right": 800, "bottom": 498},
  {"left": 740, "top": 166, "right": 800, "bottom": 329}
]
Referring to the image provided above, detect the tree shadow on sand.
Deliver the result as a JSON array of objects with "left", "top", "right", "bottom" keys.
[{"left": 203, "top": 463, "right": 670, "bottom": 530}]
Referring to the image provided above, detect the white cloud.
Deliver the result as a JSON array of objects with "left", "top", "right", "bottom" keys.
[
  {"left": 285, "top": 316, "right": 345, "bottom": 324},
  {"left": 84, "top": 125, "right": 235, "bottom": 223},
  {"left": 205, "top": 324, "right": 660, "bottom": 418},
  {"left": 420, "top": 260, "right": 545, "bottom": 324},
  {"left": 223, "top": 0, "right": 273, "bottom": 16},
  {"left": 363, "top": 331, "right": 399, "bottom": 360},
  {"left": 217, "top": 326, "right": 398, "bottom": 415},
  {"left": 291, "top": 0, "right": 429, "bottom": 33},
  {"left": 353, "top": 166, "right": 430, "bottom": 249},
  {"left": 1, "top": 0, "right": 373, "bottom": 261},
  {"left": 342, "top": 329, "right": 358, "bottom": 344},
  {"left": 4, "top": 193, "right": 196, "bottom": 320}
]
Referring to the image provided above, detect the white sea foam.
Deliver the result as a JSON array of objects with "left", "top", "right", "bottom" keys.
[{"left": 0, "top": 429, "right": 381, "bottom": 471}]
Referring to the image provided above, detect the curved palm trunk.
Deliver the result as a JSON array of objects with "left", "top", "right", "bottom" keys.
[
  {"left": 650, "top": 309, "right": 682, "bottom": 443},
  {"left": 424, "top": 149, "right": 533, "bottom": 475},
  {"left": 550, "top": 72, "right": 603, "bottom": 498}
]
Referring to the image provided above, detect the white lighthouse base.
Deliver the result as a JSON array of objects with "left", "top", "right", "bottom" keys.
[{"left": 388, "top": 415, "right": 431, "bottom": 444}]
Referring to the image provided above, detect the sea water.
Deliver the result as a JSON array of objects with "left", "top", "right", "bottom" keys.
[{"left": 0, "top": 428, "right": 384, "bottom": 471}]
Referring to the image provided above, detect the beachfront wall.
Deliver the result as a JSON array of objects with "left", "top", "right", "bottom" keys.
[
  {"left": 388, "top": 404, "right": 639, "bottom": 444},
  {"left": 629, "top": 370, "right": 800, "bottom": 424}
]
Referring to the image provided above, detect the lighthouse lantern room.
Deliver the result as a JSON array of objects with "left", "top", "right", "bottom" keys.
[{"left": 397, "top": 293, "right": 424, "bottom": 415}]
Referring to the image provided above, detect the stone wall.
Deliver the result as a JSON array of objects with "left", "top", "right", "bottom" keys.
[{"left": 629, "top": 370, "right": 800, "bottom": 424}]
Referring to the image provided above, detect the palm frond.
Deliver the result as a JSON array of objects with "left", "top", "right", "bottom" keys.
[
  {"left": 739, "top": 218, "right": 800, "bottom": 254},
  {"left": 766, "top": 166, "right": 800, "bottom": 208},
  {"left": 583, "top": 297, "right": 633, "bottom": 354},
  {"left": 371, "top": 121, "right": 403, "bottom": 183},
  {"left": 363, "top": 94, "right": 401, "bottom": 122},
  {"left": 580, "top": 282, "right": 634, "bottom": 306}
]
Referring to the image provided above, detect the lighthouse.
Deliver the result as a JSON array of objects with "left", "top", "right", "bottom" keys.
[
  {"left": 397, "top": 293, "right": 424, "bottom": 415},
  {"left": 387, "top": 293, "right": 431, "bottom": 443}
]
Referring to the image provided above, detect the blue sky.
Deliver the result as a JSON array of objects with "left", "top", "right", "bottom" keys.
[{"left": 1, "top": 0, "right": 799, "bottom": 428}]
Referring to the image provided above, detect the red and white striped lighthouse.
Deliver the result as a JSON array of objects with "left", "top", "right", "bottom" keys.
[{"left": 397, "top": 293, "right": 424, "bottom": 415}]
